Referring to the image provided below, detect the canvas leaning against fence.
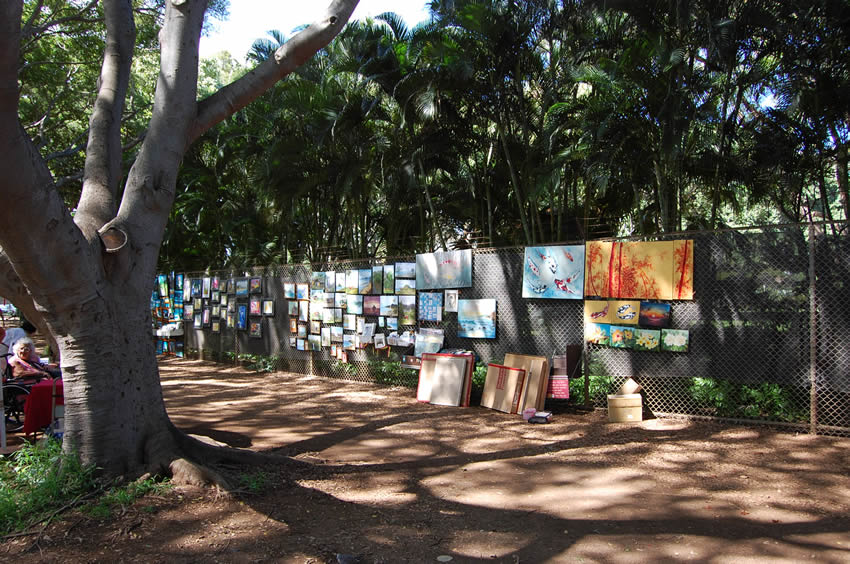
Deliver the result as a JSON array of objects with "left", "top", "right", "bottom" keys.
[{"left": 161, "top": 221, "right": 850, "bottom": 437}]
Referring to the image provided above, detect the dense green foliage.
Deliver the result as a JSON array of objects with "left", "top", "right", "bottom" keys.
[{"left": 18, "top": 1, "right": 849, "bottom": 270}]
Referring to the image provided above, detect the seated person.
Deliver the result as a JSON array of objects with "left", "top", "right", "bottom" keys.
[
  {"left": 2, "top": 320, "right": 37, "bottom": 353},
  {"left": 8, "top": 337, "right": 60, "bottom": 380}
]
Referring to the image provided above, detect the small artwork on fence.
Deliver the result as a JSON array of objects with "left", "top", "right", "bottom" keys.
[
  {"left": 639, "top": 301, "right": 671, "bottom": 328},
  {"left": 457, "top": 298, "right": 496, "bottom": 339},
  {"left": 237, "top": 304, "right": 248, "bottom": 330},
  {"left": 284, "top": 282, "right": 296, "bottom": 299},
  {"left": 236, "top": 279, "right": 249, "bottom": 297},
  {"left": 609, "top": 326, "right": 635, "bottom": 349},
  {"left": 249, "top": 277, "right": 262, "bottom": 294},
  {"left": 633, "top": 328, "right": 661, "bottom": 351},
  {"left": 585, "top": 322, "right": 610, "bottom": 345},
  {"left": 249, "top": 297, "right": 261, "bottom": 316},
  {"left": 661, "top": 328, "right": 689, "bottom": 352}
]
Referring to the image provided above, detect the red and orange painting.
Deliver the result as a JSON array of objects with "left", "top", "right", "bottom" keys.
[{"left": 584, "top": 240, "right": 694, "bottom": 300}]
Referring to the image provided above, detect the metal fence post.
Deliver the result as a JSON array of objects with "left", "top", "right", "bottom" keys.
[{"left": 808, "top": 223, "right": 817, "bottom": 434}]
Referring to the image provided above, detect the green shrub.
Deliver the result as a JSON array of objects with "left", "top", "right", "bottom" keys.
[
  {"left": 369, "top": 359, "right": 417, "bottom": 387},
  {"left": 569, "top": 360, "right": 613, "bottom": 405},
  {"left": 0, "top": 440, "right": 96, "bottom": 534},
  {"left": 688, "top": 377, "right": 807, "bottom": 422}
]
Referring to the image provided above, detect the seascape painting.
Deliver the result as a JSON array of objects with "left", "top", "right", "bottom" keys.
[
  {"left": 358, "top": 269, "right": 373, "bottom": 295},
  {"left": 457, "top": 298, "right": 496, "bottom": 339},
  {"left": 380, "top": 295, "right": 398, "bottom": 317},
  {"left": 639, "top": 301, "right": 671, "bottom": 328},
  {"left": 395, "top": 262, "right": 416, "bottom": 278},
  {"left": 521, "top": 245, "right": 585, "bottom": 299}
]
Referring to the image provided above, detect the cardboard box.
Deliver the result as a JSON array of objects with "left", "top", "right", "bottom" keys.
[
  {"left": 418, "top": 353, "right": 473, "bottom": 406},
  {"left": 503, "top": 354, "right": 549, "bottom": 411},
  {"left": 481, "top": 364, "right": 526, "bottom": 413},
  {"left": 607, "top": 393, "right": 643, "bottom": 423}
]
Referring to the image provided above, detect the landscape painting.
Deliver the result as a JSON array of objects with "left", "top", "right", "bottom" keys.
[
  {"left": 457, "top": 298, "right": 496, "bottom": 339},
  {"left": 639, "top": 301, "right": 671, "bottom": 328},
  {"left": 380, "top": 295, "right": 398, "bottom": 317},
  {"left": 521, "top": 245, "right": 585, "bottom": 299},
  {"left": 383, "top": 265, "right": 395, "bottom": 293},
  {"left": 363, "top": 295, "right": 381, "bottom": 316},
  {"left": 395, "top": 262, "right": 416, "bottom": 278},
  {"left": 398, "top": 295, "right": 416, "bottom": 325}
]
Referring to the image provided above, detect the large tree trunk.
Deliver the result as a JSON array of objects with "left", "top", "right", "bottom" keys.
[{"left": 0, "top": 0, "right": 359, "bottom": 482}]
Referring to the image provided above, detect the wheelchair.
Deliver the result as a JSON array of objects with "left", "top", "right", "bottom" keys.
[{"left": 2, "top": 352, "right": 42, "bottom": 433}]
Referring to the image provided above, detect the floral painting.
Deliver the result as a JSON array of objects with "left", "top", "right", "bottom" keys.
[
  {"left": 661, "top": 328, "right": 689, "bottom": 352},
  {"left": 521, "top": 245, "right": 585, "bottom": 299},
  {"left": 584, "top": 322, "right": 610, "bottom": 345},
  {"left": 609, "top": 325, "right": 635, "bottom": 349},
  {"left": 633, "top": 328, "right": 661, "bottom": 351}
]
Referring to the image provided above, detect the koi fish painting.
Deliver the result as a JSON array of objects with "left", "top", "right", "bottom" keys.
[{"left": 522, "top": 245, "right": 585, "bottom": 299}]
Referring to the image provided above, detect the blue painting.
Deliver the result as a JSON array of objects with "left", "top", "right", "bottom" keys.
[
  {"left": 522, "top": 245, "right": 585, "bottom": 299},
  {"left": 418, "top": 292, "right": 443, "bottom": 322},
  {"left": 457, "top": 299, "right": 496, "bottom": 339}
]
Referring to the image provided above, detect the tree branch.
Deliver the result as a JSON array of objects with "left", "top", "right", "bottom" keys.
[
  {"left": 190, "top": 0, "right": 360, "bottom": 144},
  {"left": 75, "top": 0, "right": 137, "bottom": 236}
]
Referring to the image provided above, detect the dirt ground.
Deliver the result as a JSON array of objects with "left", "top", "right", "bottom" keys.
[{"left": 4, "top": 358, "right": 850, "bottom": 563}]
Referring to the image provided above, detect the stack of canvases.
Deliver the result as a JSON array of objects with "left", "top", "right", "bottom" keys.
[
  {"left": 481, "top": 354, "right": 550, "bottom": 414},
  {"left": 416, "top": 352, "right": 475, "bottom": 407}
]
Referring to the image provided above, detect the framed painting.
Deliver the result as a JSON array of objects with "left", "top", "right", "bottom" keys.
[
  {"left": 322, "top": 307, "right": 335, "bottom": 324},
  {"left": 609, "top": 326, "right": 635, "bottom": 349},
  {"left": 288, "top": 300, "right": 299, "bottom": 316},
  {"left": 157, "top": 274, "right": 168, "bottom": 298},
  {"left": 183, "top": 303, "right": 194, "bottom": 320},
  {"left": 398, "top": 295, "right": 416, "bottom": 325},
  {"left": 175, "top": 273, "right": 184, "bottom": 292},
  {"left": 235, "top": 278, "right": 249, "bottom": 297},
  {"left": 331, "top": 326, "right": 343, "bottom": 343},
  {"left": 226, "top": 312, "right": 235, "bottom": 329},
  {"left": 211, "top": 320, "right": 221, "bottom": 333},
  {"left": 289, "top": 337, "right": 297, "bottom": 348},
  {"left": 383, "top": 265, "right": 395, "bottom": 294},
  {"left": 203, "top": 307, "right": 211, "bottom": 326},
  {"left": 310, "top": 320, "right": 321, "bottom": 335},
  {"left": 639, "top": 301, "right": 671, "bottom": 328},
  {"left": 386, "top": 317, "right": 398, "bottom": 330},
  {"left": 249, "top": 297, "right": 261, "bottom": 316},
  {"left": 308, "top": 334, "right": 322, "bottom": 351},
  {"left": 418, "top": 292, "right": 443, "bottom": 322},
  {"left": 190, "top": 278, "right": 202, "bottom": 298},
  {"left": 284, "top": 282, "right": 296, "bottom": 299},
  {"left": 444, "top": 289, "right": 458, "bottom": 313},
  {"left": 521, "top": 245, "right": 585, "bottom": 299},
  {"left": 249, "top": 277, "right": 262, "bottom": 294},
  {"left": 335, "top": 272, "right": 345, "bottom": 292},
  {"left": 457, "top": 298, "right": 496, "bottom": 339},
  {"left": 296, "top": 338, "right": 305, "bottom": 351},
  {"left": 211, "top": 276, "right": 220, "bottom": 291},
  {"left": 182, "top": 280, "right": 192, "bottom": 303},
  {"left": 220, "top": 292, "right": 227, "bottom": 306},
  {"left": 202, "top": 276, "right": 211, "bottom": 298},
  {"left": 262, "top": 299, "right": 275, "bottom": 316},
  {"left": 289, "top": 318, "right": 298, "bottom": 333},
  {"left": 584, "top": 322, "right": 610, "bottom": 345},
  {"left": 661, "top": 329, "right": 689, "bottom": 352},
  {"left": 237, "top": 304, "right": 248, "bottom": 330},
  {"left": 633, "top": 328, "right": 661, "bottom": 351},
  {"left": 297, "top": 323, "right": 307, "bottom": 338},
  {"left": 347, "top": 294, "right": 363, "bottom": 315},
  {"left": 395, "top": 262, "right": 416, "bottom": 278},
  {"left": 334, "top": 292, "right": 347, "bottom": 309},
  {"left": 311, "top": 271, "right": 325, "bottom": 290},
  {"left": 379, "top": 295, "right": 398, "bottom": 317},
  {"left": 211, "top": 304, "right": 220, "bottom": 318},
  {"left": 324, "top": 271, "right": 336, "bottom": 293},
  {"left": 296, "top": 283, "right": 309, "bottom": 300},
  {"left": 193, "top": 313, "right": 202, "bottom": 328},
  {"left": 193, "top": 298, "right": 202, "bottom": 310},
  {"left": 363, "top": 295, "right": 381, "bottom": 316},
  {"left": 345, "top": 270, "right": 358, "bottom": 294},
  {"left": 358, "top": 269, "right": 373, "bottom": 295},
  {"left": 343, "top": 314, "right": 357, "bottom": 331},
  {"left": 395, "top": 278, "right": 416, "bottom": 295},
  {"left": 298, "top": 301, "right": 309, "bottom": 322},
  {"left": 343, "top": 333, "right": 355, "bottom": 350},
  {"left": 416, "top": 249, "right": 472, "bottom": 289},
  {"left": 321, "top": 327, "right": 331, "bottom": 347},
  {"left": 372, "top": 266, "right": 383, "bottom": 294}
]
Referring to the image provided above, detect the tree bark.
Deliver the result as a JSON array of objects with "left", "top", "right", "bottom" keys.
[{"left": 0, "top": 0, "right": 360, "bottom": 482}]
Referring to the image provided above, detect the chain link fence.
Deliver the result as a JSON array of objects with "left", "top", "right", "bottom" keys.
[{"left": 178, "top": 221, "right": 850, "bottom": 436}]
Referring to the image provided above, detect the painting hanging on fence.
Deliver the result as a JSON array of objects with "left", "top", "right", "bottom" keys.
[
  {"left": 380, "top": 295, "right": 398, "bottom": 317},
  {"left": 311, "top": 271, "right": 324, "bottom": 290},
  {"left": 297, "top": 323, "right": 307, "bottom": 338},
  {"left": 335, "top": 273, "right": 345, "bottom": 292},
  {"left": 249, "top": 320, "right": 262, "bottom": 338},
  {"left": 262, "top": 300, "right": 275, "bottom": 316},
  {"left": 202, "top": 277, "right": 211, "bottom": 298},
  {"left": 322, "top": 308, "right": 334, "bottom": 324},
  {"left": 321, "top": 327, "right": 331, "bottom": 347},
  {"left": 295, "top": 283, "right": 308, "bottom": 300},
  {"left": 363, "top": 295, "right": 381, "bottom": 316},
  {"left": 344, "top": 314, "right": 357, "bottom": 331},
  {"left": 584, "top": 240, "right": 694, "bottom": 300},
  {"left": 639, "top": 301, "right": 671, "bottom": 328},
  {"left": 610, "top": 300, "right": 640, "bottom": 325},
  {"left": 235, "top": 279, "right": 249, "bottom": 297},
  {"left": 334, "top": 292, "right": 347, "bottom": 309},
  {"left": 584, "top": 322, "right": 610, "bottom": 345},
  {"left": 345, "top": 270, "right": 357, "bottom": 294},
  {"left": 416, "top": 249, "right": 472, "bottom": 289},
  {"left": 288, "top": 301, "right": 299, "bottom": 316},
  {"left": 521, "top": 245, "right": 585, "bottom": 299},
  {"left": 191, "top": 278, "right": 202, "bottom": 298},
  {"left": 289, "top": 318, "right": 298, "bottom": 333},
  {"left": 331, "top": 326, "right": 343, "bottom": 342},
  {"left": 609, "top": 326, "right": 635, "bottom": 349},
  {"left": 284, "top": 283, "right": 295, "bottom": 299},
  {"left": 457, "top": 298, "right": 496, "bottom": 339},
  {"left": 358, "top": 269, "right": 373, "bottom": 295},
  {"left": 633, "top": 328, "right": 661, "bottom": 351},
  {"left": 386, "top": 317, "right": 398, "bottom": 330},
  {"left": 418, "top": 292, "right": 443, "bottom": 322},
  {"left": 347, "top": 294, "right": 363, "bottom": 315},
  {"left": 383, "top": 265, "right": 395, "bottom": 293},
  {"left": 249, "top": 297, "right": 261, "bottom": 316},
  {"left": 310, "top": 320, "right": 321, "bottom": 335},
  {"left": 324, "top": 271, "right": 336, "bottom": 293},
  {"left": 183, "top": 280, "right": 192, "bottom": 302},
  {"left": 372, "top": 266, "right": 383, "bottom": 294},
  {"left": 395, "top": 262, "right": 416, "bottom": 278},
  {"left": 583, "top": 300, "right": 612, "bottom": 324},
  {"left": 298, "top": 301, "right": 309, "bottom": 322},
  {"left": 395, "top": 278, "right": 416, "bottom": 295},
  {"left": 249, "top": 277, "right": 262, "bottom": 294},
  {"left": 211, "top": 320, "right": 220, "bottom": 333},
  {"left": 237, "top": 304, "right": 248, "bottom": 330},
  {"left": 444, "top": 289, "right": 458, "bottom": 313},
  {"left": 343, "top": 333, "right": 355, "bottom": 350},
  {"left": 661, "top": 328, "right": 689, "bottom": 352},
  {"left": 183, "top": 304, "right": 193, "bottom": 320},
  {"left": 398, "top": 295, "right": 416, "bottom": 325}
]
